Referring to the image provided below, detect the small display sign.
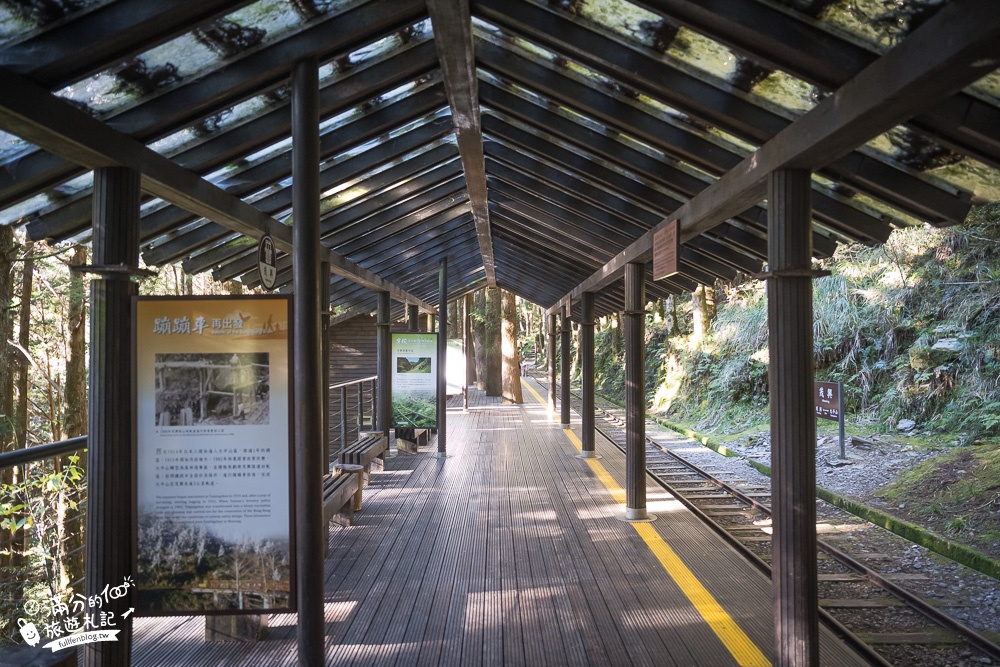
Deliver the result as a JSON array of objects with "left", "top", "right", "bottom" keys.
[
  {"left": 653, "top": 219, "right": 679, "bottom": 280},
  {"left": 257, "top": 234, "right": 277, "bottom": 291},
  {"left": 815, "top": 380, "right": 841, "bottom": 421}
]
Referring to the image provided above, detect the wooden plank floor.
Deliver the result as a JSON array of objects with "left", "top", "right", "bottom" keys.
[{"left": 132, "top": 379, "right": 867, "bottom": 666}]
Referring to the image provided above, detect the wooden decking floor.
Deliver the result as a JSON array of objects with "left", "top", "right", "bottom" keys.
[{"left": 132, "top": 379, "right": 866, "bottom": 666}]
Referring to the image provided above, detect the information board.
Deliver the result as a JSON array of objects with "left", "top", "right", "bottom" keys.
[
  {"left": 134, "top": 296, "right": 293, "bottom": 616},
  {"left": 391, "top": 333, "right": 438, "bottom": 428}
]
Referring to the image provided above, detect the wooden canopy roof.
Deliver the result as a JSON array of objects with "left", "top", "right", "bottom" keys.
[{"left": 1, "top": 0, "right": 998, "bottom": 320}]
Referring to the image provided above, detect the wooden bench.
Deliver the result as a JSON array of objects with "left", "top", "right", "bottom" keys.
[
  {"left": 395, "top": 427, "right": 429, "bottom": 454},
  {"left": 322, "top": 469, "right": 360, "bottom": 527},
  {"left": 339, "top": 432, "right": 388, "bottom": 483}
]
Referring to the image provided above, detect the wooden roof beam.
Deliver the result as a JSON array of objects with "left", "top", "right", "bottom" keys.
[
  {"left": 0, "top": 66, "right": 435, "bottom": 313},
  {"left": 549, "top": 0, "right": 1000, "bottom": 314},
  {"left": 427, "top": 0, "right": 496, "bottom": 286}
]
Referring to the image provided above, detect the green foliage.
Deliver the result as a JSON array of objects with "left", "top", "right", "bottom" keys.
[
  {"left": 1, "top": 456, "right": 86, "bottom": 638},
  {"left": 593, "top": 213, "right": 1000, "bottom": 440}
]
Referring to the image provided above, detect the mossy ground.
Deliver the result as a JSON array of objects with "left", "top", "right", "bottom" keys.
[{"left": 880, "top": 441, "right": 1000, "bottom": 558}]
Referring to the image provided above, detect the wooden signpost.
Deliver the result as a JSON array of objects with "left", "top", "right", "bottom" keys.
[{"left": 815, "top": 380, "right": 846, "bottom": 459}]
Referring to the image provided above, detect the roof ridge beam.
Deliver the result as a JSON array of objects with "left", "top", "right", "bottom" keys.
[
  {"left": 0, "top": 66, "right": 434, "bottom": 312},
  {"left": 427, "top": 0, "right": 496, "bottom": 286}
]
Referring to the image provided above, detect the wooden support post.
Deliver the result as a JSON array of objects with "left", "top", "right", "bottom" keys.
[
  {"left": 560, "top": 306, "right": 571, "bottom": 427},
  {"left": 376, "top": 291, "right": 391, "bottom": 438},
  {"left": 85, "top": 166, "right": 139, "bottom": 667},
  {"left": 407, "top": 303, "right": 419, "bottom": 332},
  {"left": 547, "top": 313, "right": 557, "bottom": 416},
  {"left": 321, "top": 261, "right": 330, "bottom": 473},
  {"left": 768, "top": 168, "right": 819, "bottom": 667},
  {"left": 622, "top": 262, "right": 654, "bottom": 522},
  {"left": 463, "top": 293, "right": 471, "bottom": 411},
  {"left": 578, "top": 292, "right": 598, "bottom": 459},
  {"left": 339, "top": 386, "right": 348, "bottom": 454},
  {"left": 436, "top": 258, "right": 448, "bottom": 457},
  {"left": 356, "top": 382, "right": 364, "bottom": 433},
  {"left": 291, "top": 56, "right": 323, "bottom": 667}
]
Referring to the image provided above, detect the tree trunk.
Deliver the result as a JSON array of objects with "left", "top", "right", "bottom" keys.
[
  {"left": 0, "top": 225, "right": 17, "bottom": 620},
  {"left": 466, "top": 298, "right": 477, "bottom": 387},
  {"left": 666, "top": 295, "right": 681, "bottom": 336},
  {"left": 500, "top": 289, "right": 523, "bottom": 403},
  {"left": 692, "top": 284, "right": 714, "bottom": 341},
  {"left": 473, "top": 289, "right": 487, "bottom": 390},
  {"left": 571, "top": 322, "right": 580, "bottom": 379},
  {"left": 610, "top": 312, "right": 623, "bottom": 356},
  {"left": 484, "top": 287, "right": 502, "bottom": 397},
  {"left": 14, "top": 242, "right": 32, "bottom": 450},
  {"left": 448, "top": 300, "right": 459, "bottom": 339},
  {"left": 64, "top": 245, "right": 87, "bottom": 438},
  {"left": 62, "top": 245, "right": 88, "bottom": 592},
  {"left": 0, "top": 226, "right": 14, "bottom": 455}
]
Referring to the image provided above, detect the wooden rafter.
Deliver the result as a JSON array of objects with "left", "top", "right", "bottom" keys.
[
  {"left": 549, "top": 0, "right": 1000, "bottom": 314},
  {"left": 0, "top": 66, "right": 435, "bottom": 312}
]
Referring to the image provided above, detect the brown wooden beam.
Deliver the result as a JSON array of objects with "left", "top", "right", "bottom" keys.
[
  {"left": 0, "top": 66, "right": 435, "bottom": 313},
  {"left": 426, "top": 0, "right": 496, "bottom": 286},
  {"left": 549, "top": 0, "right": 1000, "bottom": 314}
]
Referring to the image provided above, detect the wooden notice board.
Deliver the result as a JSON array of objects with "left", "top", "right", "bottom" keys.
[{"left": 653, "top": 219, "right": 679, "bottom": 280}]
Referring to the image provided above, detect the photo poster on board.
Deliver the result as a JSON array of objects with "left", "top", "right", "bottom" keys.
[
  {"left": 133, "top": 295, "right": 293, "bottom": 616},
  {"left": 391, "top": 333, "right": 438, "bottom": 429},
  {"left": 446, "top": 338, "right": 465, "bottom": 396}
]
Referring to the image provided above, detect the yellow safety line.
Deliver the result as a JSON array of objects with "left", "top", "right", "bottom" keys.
[{"left": 522, "top": 379, "right": 769, "bottom": 667}]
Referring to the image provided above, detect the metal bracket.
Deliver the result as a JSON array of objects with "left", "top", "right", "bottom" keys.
[{"left": 69, "top": 264, "right": 157, "bottom": 278}]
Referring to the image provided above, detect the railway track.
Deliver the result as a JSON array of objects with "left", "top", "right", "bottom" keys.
[{"left": 535, "top": 376, "right": 1000, "bottom": 667}]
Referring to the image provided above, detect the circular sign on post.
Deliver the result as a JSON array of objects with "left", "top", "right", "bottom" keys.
[{"left": 258, "top": 234, "right": 277, "bottom": 291}]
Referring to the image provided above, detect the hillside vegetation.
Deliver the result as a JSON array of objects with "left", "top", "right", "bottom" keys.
[
  {"left": 594, "top": 208, "right": 1000, "bottom": 444},
  {"left": 589, "top": 210, "right": 1000, "bottom": 554}
]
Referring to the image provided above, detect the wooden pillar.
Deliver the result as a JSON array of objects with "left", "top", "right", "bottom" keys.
[
  {"left": 463, "top": 294, "right": 471, "bottom": 411},
  {"left": 623, "top": 262, "right": 653, "bottom": 522},
  {"left": 768, "top": 169, "right": 819, "bottom": 666},
  {"left": 547, "top": 313, "right": 557, "bottom": 415},
  {"left": 376, "top": 291, "right": 391, "bottom": 438},
  {"left": 560, "top": 306, "right": 571, "bottom": 427},
  {"left": 85, "top": 166, "right": 139, "bottom": 667},
  {"left": 437, "top": 259, "right": 448, "bottom": 457},
  {"left": 578, "top": 292, "right": 598, "bottom": 459},
  {"left": 291, "top": 56, "right": 323, "bottom": 667},
  {"left": 407, "top": 303, "right": 419, "bottom": 332},
  {"left": 321, "top": 261, "right": 330, "bottom": 472}
]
